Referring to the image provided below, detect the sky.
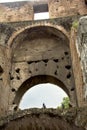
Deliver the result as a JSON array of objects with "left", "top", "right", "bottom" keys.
[
  {"left": 0, "top": 0, "right": 33, "bottom": 3},
  {"left": 19, "top": 83, "right": 68, "bottom": 110}
]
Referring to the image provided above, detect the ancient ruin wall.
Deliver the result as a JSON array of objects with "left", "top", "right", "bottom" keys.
[
  {"left": 0, "top": 45, "right": 11, "bottom": 116},
  {"left": 70, "top": 28, "right": 84, "bottom": 107},
  {"left": 0, "top": 108, "right": 86, "bottom": 130},
  {"left": 49, "top": 0, "right": 87, "bottom": 18},
  {"left": 0, "top": 0, "right": 87, "bottom": 22},
  {"left": 0, "top": 2, "right": 34, "bottom": 22},
  {"left": 76, "top": 16, "right": 87, "bottom": 104}
]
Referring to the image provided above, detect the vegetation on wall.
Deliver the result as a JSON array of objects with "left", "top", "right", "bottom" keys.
[
  {"left": 72, "top": 20, "right": 79, "bottom": 29},
  {"left": 58, "top": 97, "right": 70, "bottom": 109}
]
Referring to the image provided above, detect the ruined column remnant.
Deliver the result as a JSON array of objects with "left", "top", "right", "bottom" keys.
[{"left": 77, "top": 16, "right": 87, "bottom": 104}]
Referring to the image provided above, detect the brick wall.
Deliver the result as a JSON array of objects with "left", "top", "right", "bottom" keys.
[
  {"left": 0, "top": 2, "right": 34, "bottom": 22},
  {"left": 0, "top": 0, "right": 87, "bottom": 22},
  {"left": 49, "top": 0, "right": 87, "bottom": 18}
]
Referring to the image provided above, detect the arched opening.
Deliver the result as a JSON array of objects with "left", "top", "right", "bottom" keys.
[
  {"left": 19, "top": 83, "right": 69, "bottom": 110},
  {"left": 13, "top": 75, "right": 70, "bottom": 110},
  {"left": 9, "top": 25, "right": 77, "bottom": 111}
]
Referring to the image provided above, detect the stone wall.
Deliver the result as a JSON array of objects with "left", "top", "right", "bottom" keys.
[
  {"left": 0, "top": 2, "right": 34, "bottom": 22},
  {"left": 0, "top": 108, "right": 86, "bottom": 130},
  {"left": 49, "top": 0, "right": 87, "bottom": 18},
  {"left": 70, "top": 28, "right": 84, "bottom": 107},
  {"left": 0, "top": 14, "right": 87, "bottom": 115},
  {"left": 10, "top": 30, "right": 74, "bottom": 108},
  {"left": 0, "top": 45, "right": 11, "bottom": 116},
  {"left": 0, "top": 0, "right": 87, "bottom": 22},
  {"left": 77, "top": 16, "right": 87, "bottom": 104}
]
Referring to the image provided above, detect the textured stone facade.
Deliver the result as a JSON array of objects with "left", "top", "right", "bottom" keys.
[
  {"left": 0, "top": 0, "right": 87, "bottom": 22},
  {"left": 0, "top": 2, "right": 34, "bottom": 22},
  {"left": 0, "top": 0, "right": 87, "bottom": 119},
  {"left": 0, "top": 108, "right": 86, "bottom": 130},
  {"left": 77, "top": 16, "right": 87, "bottom": 104},
  {"left": 0, "top": 16, "right": 80, "bottom": 115},
  {"left": 49, "top": 0, "right": 87, "bottom": 18}
]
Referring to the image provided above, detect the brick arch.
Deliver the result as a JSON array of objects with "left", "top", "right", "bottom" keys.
[
  {"left": 7, "top": 23, "right": 69, "bottom": 48},
  {"left": 13, "top": 75, "right": 70, "bottom": 107}
]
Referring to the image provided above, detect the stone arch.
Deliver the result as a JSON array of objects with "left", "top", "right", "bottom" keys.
[
  {"left": 13, "top": 75, "right": 70, "bottom": 107},
  {"left": 8, "top": 23, "right": 77, "bottom": 110},
  {"left": 7, "top": 22, "right": 69, "bottom": 48}
]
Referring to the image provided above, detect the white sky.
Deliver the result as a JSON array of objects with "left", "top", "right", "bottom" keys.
[
  {"left": 19, "top": 83, "right": 68, "bottom": 110},
  {"left": 0, "top": 0, "right": 33, "bottom": 3},
  {"left": 34, "top": 12, "right": 49, "bottom": 20}
]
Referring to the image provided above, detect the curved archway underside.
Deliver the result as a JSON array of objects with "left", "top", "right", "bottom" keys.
[{"left": 13, "top": 75, "right": 69, "bottom": 105}]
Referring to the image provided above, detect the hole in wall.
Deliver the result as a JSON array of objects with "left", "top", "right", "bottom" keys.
[
  {"left": 9, "top": 72, "right": 14, "bottom": 80},
  {"left": 71, "top": 88, "right": 75, "bottom": 91},
  {"left": 0, "top": 66, "right": 4, "bottom": 75},
  {"left": 29, "top": 70, "right": 32, "bottom": 73},
  {"left": 15, "top": 68, "right": 20, "bottom": 73},
  {"left": 0, "top": 78, "right": 3, "bottom": 80},
  {"left": 43, "top": 59, "right": 48, "bottom": 63},
  {"left": 45, "top": 63, "right": 47, "bottom": 66},
  {"left": 54, "top": 70, "right": 58, "bottom": 75},
  {"left": 61, "top": 57, "right": 64, "bottom": 60},
  {"left": 27, "top": 61, "right": 33, "bottom": 64},
  {"left": 64, "top": 52, "right": 69, "bottom": 55},
  {"left": 35, "top": 61, "right": 39, "bottom": 63},
  {"left": 17, "top": 76, "right": 20, "bottom": 80},
  {"left": 10, "top": 76, "right": 14, "bottom": 80},
  {"left": 66, "top": 72, "right": 71, "bottom": 79},
  {"left": 53, "top": 59, "right": 59, "bottom": 63},
  {"left": 14, "top": 105, "right": 18, "bottom": 111},
  {"left": 65, "top": 65, "right": 71, "bottom": 70},
  {"left": 11, "top": 88, "right": 16, "bottom": 92}
]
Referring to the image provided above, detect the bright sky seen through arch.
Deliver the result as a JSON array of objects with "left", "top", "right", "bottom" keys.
[{"left": 19, "top": 83, "right": 68, "bottom": 110}]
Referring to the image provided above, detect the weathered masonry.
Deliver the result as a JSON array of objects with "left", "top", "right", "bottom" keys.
[
  {"left": 0, "top": 0, "right": 87, "bottom": 22},
  {"left": 0, "top": 0, "right": 87, "bottom": 116}
]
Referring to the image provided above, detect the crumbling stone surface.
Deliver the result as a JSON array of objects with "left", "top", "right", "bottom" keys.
[
  {"left": 0, "top": 2, "right": 34, "bottom": 22},
  {"left": 0, "top": 0, "right": 87, "bottom": 22},
  {"left": 64, "top": 107, "right": 87, "bottom": 130},
  {"left": 49, "top": 0, "right": 87, "bottom": 18},
  {"left": 77, "top": 16, "right": 87, "bottom": 104},
  {"left": 0, "top": 1, "right": 87, "bottom": 121},
  {"left": 0, "top": 16, "right": 80, "bottom": 116},
  {"left": 0, "top": 108, "right": 86, "bottom": 130},
  {"left": 70, "top": 28, "right": 84, "bottom": 107}
]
